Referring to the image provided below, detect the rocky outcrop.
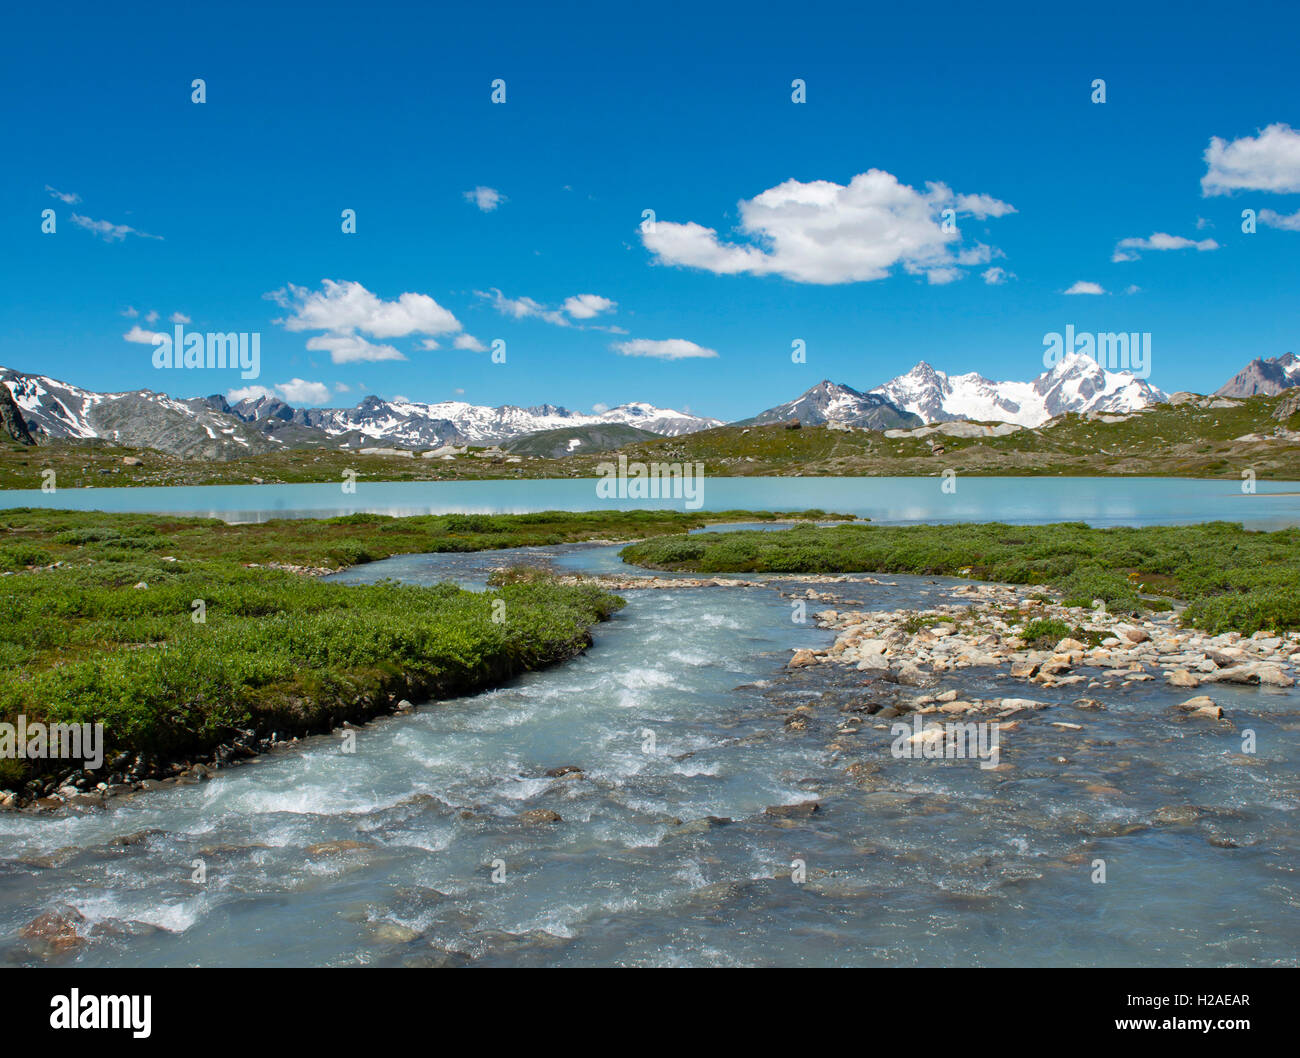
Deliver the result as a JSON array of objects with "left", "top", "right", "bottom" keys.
[
  {"left": 798, "top": 582, "right": 1300, "bottom": 693},
  {"left": 1274, "top": 389, "right": 1300, "bottom": 421},
  {"left": 0, "top": 382, "right": 34, "bottom": 444},
  {"left": 1216, "top": 353, "right": 1300, "bottom": 397}
]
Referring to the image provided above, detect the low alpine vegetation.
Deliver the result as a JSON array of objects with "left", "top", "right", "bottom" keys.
[{"left": 620, "top": 521, "right": 1300, "bottom": 635}]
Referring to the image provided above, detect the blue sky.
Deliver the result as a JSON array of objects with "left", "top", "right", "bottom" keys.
[{"left": 2, "top": 0, "right": 1298, "bottom": 421}]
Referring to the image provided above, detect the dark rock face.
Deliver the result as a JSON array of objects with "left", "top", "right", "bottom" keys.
[
  {"left": 0, "top": 383, "right": 35, "bottom": 444},
  {"left": 1216, "top": 353, "right": 1300, "bottom": 396}
]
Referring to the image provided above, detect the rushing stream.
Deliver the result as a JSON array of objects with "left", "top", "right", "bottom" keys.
[{"left": 1, "top": 538, "right": 1297, "bottom": 966}]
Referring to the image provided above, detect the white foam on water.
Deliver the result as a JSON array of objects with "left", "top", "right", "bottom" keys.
[
  {"left": 217, "top": 783, "right": 408, "bottom": 817},
  {"left": 493, "top": 775, "right": 554, "bottom": 803},
  {"left": 73, "top": 890, "right": 206, "bottom": 934},
  {"left": 673, "top": 761, "right": 721, "bottom": 777},
  {"left": 618, "top": 667, "right": 682, "bottom": 690},
  {"left": 667, "top": 648, "right": 714, "bottom": 666}
]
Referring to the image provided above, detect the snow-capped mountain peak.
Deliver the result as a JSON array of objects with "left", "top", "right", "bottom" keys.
[{"left": 741, "top": 380, "right": 922, "bottom": 429}]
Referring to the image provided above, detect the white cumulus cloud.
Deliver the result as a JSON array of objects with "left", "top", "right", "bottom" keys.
[
  {"left": 123, "top": 324, "right": 164, "bottom": 344},
  {"left": 275, "top": 378, "right": 332, "bottom": 405},
  {"left": 268, "top": 279, "right": 466, "bottom": 363},
  {"left": 304, "top": 334, "right": 405, "bottom": 364},
  {"left": 640, "top": 169, "right": 1015, "bottom": 285},
  {"left": 1202, "top": 123, "right": 1300, "bottom": 195},
  {"left": 272, "top": 279, "right": 461, "bottom": 339},
  {"left": 1064, "top": 281, "right": 1106, "bottom": 295},
  {"left": 562, "top": 294, "right": 617, "bottom": 319},
  {"left": 227, "top": 385, "right": 275, "bottom": 403}
]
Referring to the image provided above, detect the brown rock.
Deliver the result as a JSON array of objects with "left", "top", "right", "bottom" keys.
[
  {"left": 765, "top": 801, "right": 820, "bottom": 819},
  {"left": 305, "top": 840, "right": 374, "bottom": 856},
  {"left": 788, "top": 649, "right": 818, "bottom": 669},
  {"left": 19, "top": 908, "right": 85, "bottom": 952},
  {"left": 1175, "top": 695, "right": 1224, "bottom": 719},
  {"left": 519, "top": 809, "right": 563, "bottom": 825},
  {"left": 544, "top": 765, "right": 582, "bottom": 778}
]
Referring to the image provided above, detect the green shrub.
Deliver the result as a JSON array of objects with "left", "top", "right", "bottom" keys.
[{"left": 1022, "top": 617, "right": 1073, "bottom": 647}]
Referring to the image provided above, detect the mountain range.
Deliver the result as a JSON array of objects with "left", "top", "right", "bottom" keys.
[
  {"left": 208, "top": 393, "right": 722, "bottom": 448},
  {"left": 0, "top": 352, "right": 1287, "bottom": 459},
  {"left": 867, "top": 354, "right": 1169, "bottom": 428}
]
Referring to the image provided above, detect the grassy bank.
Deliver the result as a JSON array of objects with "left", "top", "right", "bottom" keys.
[
  {"left": 620, "top": 521, "right": 1300, "bottom": 635},
  {"left": 0, "top": 506, "right": 845, "bottom": 572},
  {"left": 0, "top": 507, "right": 836, "bottom": 793}
]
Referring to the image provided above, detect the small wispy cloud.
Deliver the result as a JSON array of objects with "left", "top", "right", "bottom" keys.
[
  {"left": 1063, "top": 281, "right": 1106, "bottom": 295},
  {"left": 612, "top": 338, "right": 718, "bottom": 360},
  {"left": 463, "top": 186, "right": 505, "bottom": 212},
  {"left": 1112, "top": 232, "right": 1218, "bottom": 262},
  {"left": 71, "top": 214, "right": 161, "bottom": 242},
  {"left": 45, "top": 185, "right": 81, "bottom": 204},
  {"left": 477, "top": 289, "right": 617, "bottom": 328},
  {"left": 1260, "top": 207, "right": 1300, "bottom": 231}
]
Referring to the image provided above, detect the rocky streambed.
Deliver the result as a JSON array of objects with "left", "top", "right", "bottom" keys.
[{"left": 784, "top": 579, "right": 1297, "bottom": 712}]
